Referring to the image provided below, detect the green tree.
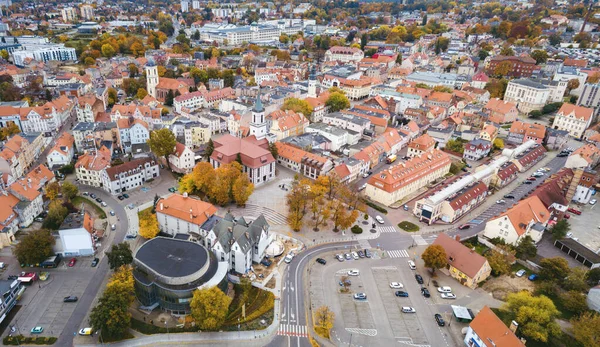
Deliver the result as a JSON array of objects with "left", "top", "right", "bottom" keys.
[
  {"left": 147, "top": 128, "right": 177, "bottom": 170},
  {"left": 421, "top": 244, "right": 447, "bottom": 274},
  {"left": 205, "top": 138, "right": 214, "bottom": 159},
  {"left": 189, "top": 287, "right": 232, "bottom": 330},
  {"left": 515, "top": 235, "right": 537, "bottom": 260},
  {"left": 101, "top": 43, "right": 116, "bottom": 58},
  {"left": 550, "top": 219, "right": 570, "bottom": 241},
  {"left": 539, "top": 257, "right": 570, "bottom": 283},
  {"left": 14, "top": 229, "right": 55, "bottom": 265},
  {"left": 268, "top": 142, "right": 278, "bottom": 159},
  {"left": 0, "top": 49, "right": 8, "bottom": 60},
  {"left": 571, "top": 312, "right": 600, "bottom": 347},
  {"left": 106, "top": 242, "right": 133, "bottom": 270},
  {"left": 564, "top": 267, "right": 589, "bottom": 292},
  {"left": 61, "top": 181, "right": 78, "bottom": 201},
  {"left": 445, "top": 138, "right": 465, "bottom": 154},
  {"left": 486, "top": 246, "right": 515, "bottom": 276},
  {"left": 502, "top": 291, "right": 561, "bottom": 343},
  {"left": 560, "top": 291, "right": 589, "bottom": 316},
  {"left": 90, "top": 266, "right": 134, "bottom": 340},
  {"left": 433, "top": 37, "right": 449, "bottom": 54},
  {"left": 325, "top": 92, "right": 350, "bottom": 112},
  {"left": 165, "top": 89, "right": 175, "bottom": 106},
  {"left": 494, "top": 61, "right": 513, "bottom": 77},
  {"left": 549, "top": 33, "right": 562, "bottom": 46},
  {"left": 500, "top": 46, "right": 514, "bottom": 56},
  {"left": 107, "top": 87, "right": 118, "bottom": 107},
  {"left": 43, "top": 200, "right": 68, "bottom": 230},
  {"left": 529, "top": 110, "right": 543, "bottom": 119},
  {"left": 478, "top": 50, "right": 489, "bottom": 61},
  {"left": 586, "top": 267, "right": 600, "bottom": 286},
  {"left": 281, "top": 98, "right": 313, "bottom": 118},
  {"left": 530, "top": 50, "right": 548, "bottom": 64}
]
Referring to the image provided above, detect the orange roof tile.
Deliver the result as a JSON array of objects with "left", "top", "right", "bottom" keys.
[
  {"left": 557, "top": 103, "right": 594, "bottom": 122},
  {"left": 157, "top": 194, "right": 218, "bottom": 226},
  {"left": 469, "top": 306, "right": 525, "bottom": 347},
  {"left": 496, "top": 196, "right": 550, "bottom": 236}
]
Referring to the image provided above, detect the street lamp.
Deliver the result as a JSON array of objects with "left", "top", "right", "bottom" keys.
[{"left": 165, "top": 321, "right": 169, "bottom": 336}]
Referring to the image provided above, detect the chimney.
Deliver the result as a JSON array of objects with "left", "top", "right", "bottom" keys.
[
  {"left": 160, "top": 203, "right": 164, "bottom": 211},
  {"left": 190, "top": 208, "right": 193, "bottom": 219},
  {"left": 509, "top": 321, "right": 519, "bottom": 334},
  {"left": 183, "top": 192, "right": 188, "bottom": 198}
]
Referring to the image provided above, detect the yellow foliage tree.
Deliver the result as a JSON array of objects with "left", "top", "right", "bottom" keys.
[
  {"left": 314, "top": 306, "right": 335, "bottom": 338},
  {"left": 45, "top": 181, "right": 60, "bottom": 201},
  {"left": 189, "top": 287, "right": 232, "bottom": 331},
  {"left": 232, "top": 175, "right": 254, "bottom": 207},
  {"left": 138, "top": 210, "right": 160, "bottom": 239}
]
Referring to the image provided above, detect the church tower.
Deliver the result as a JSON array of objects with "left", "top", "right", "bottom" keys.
[
  {"left": 249, "top": 89, "right": 267, "bottom": 140},
  {"left": 145, "top": 60, "right": 159, "bottom": 99},
  {"left": 308, "top": 65, "right": 317, "bottom": 98}
]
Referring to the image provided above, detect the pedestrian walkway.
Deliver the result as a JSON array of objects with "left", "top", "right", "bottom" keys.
[
  {"left": 277, "top": 324, "right": 308, "bottom": 337},
  {"left": 386, "top": 250, "right": 410, "bottom": 258},
  {"left": 412, "top": 235, "right": 429, "bottom": 246},
  {"left": 378, "top": 226, "right": 397, "bottom": 233},
  {"left": 223, "top": 204, "right": 287, "bottom": 225},
  {"left": 345, "top": 327, "right": 378, "bottom": 337}
]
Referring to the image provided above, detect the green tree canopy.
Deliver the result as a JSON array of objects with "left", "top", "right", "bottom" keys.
[
  {"left": 325, "top": 92, "right": 350, "bottom": 112},
  {"left": 147, "top": 128, "right": 176, "bottom": 170},
  {"left": 515, "top": 235, "right": 537, "bottom": 260},
  {"left": 549, "top": 219, "right": 570, "bottom": 241},
  {"left": 106, "top": 242, "right": 133, "bottom": 270},
  {"left": 90, "top": 266, "right": 134, "bottom": 339},
  {"left": 539, "top": 257, "right": 570, "bottom": 283},
  {"left": 14, "top": 229, "right": 55, "bottom": 265},
  {"left": 502, "top": 291, "right": 561, "bottom": 343}
]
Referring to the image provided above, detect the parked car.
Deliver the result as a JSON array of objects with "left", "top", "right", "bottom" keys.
[
  {"left": 523, "top": 181, "right": 533, "bottom": 185},
  {"left": 504, "top": 194, "right": 515, "bottom": 199},
  {"left": 415, "top": 274, "right": 424, "bottom": 284},
  {"left": 101, "top": 202, "right": 107, "bottom": 207},
  {"left": 122, "top": 193, "right": 129, "bottom": 198},
  {"left": 357, "top": 250, "right": 365, "bottom": 258},
  {"left": 402, "top": 307, "right": 416, "bottom": 313},
  {"left": 437, "top": 286, "right": 452, "bottom": 293},
  {"left": 344, "top": 253, "right": 352, "bottom": 260},
  {"left": 339, "top": 279, "right": 351, "bottom": 286},
  {"left": 284, "top": 253, "right": 294, "bottom": 263},
  {"left": 527, "top": 177, "right": 537, "bottom": 181},
  {"left": 403, "top": 204, "right": 409, "bottom": 211},
  {"left": 117, "top": 195, "right": 125, "bottom": 200},
  {"left": 90, "top": 193, "right": 97, "bottom": 199},
  {"left": 348, "top": 269, "right": 360, "bottom": 276},
  {"left": 375, "top": 215, "right": 385, "bottom": 224},
  {"left": 395, "top": 291, "right": 409, "bottom": 297},
  {"left": 316, "top": 258, "right": 327, "bottom": 265},
  {"left": 515, "top": 269, "right": 526, "bottom": 277},
  {"left": 351, "top": 252, "right": 359, "bottom": 260},
  {"left": 434, "top": 314, "right": 445, "bottom": 326},
  {"left": 528, "top": 274, "right": 539, "bottom": 281},
  {"left": 63, "top": 296, "right": 78, "bottom": 302},
  {"left": 31, "top": 327, "right": 44, "bottom": 334},
  {"left": 79, "top": 328, "right": 93, "bottom": 336},
  {"left": 440, "top": 293, "right": 456, "bottom": 299},
  {"left": 590, "top": 199, "right": 597, "bottom": 205},
  {"left": 408, "top": 260, "right": 416, "bottom": 270},
  {"left": 111, "top": 224, "right": 116, "bottom": 230},
  {"left": 362, "top": 173, "right": 369, "bottom": 178},
  {"left": 82, "top": 192, "right": 89, "bottom": 196},
  {"left": 95, "top": 198, "right": 102, "bottom": 203},
  {"left": 421, "top": 288, "right": 431, "bottom": 297},
  {"left": 358, "top": 184, "right": 367, "bottom": 191},
  {"left": 353, "top": 292, "right": 367, "bottom": 300},
  {"left": 260, "top": 258, "right": 272, "bottom": 267},
  {"left": 458, "top": 224, "right": 470, "bottom": 230},
  {"left": 109, "top": 210, "right": 115, "bottom": 216},
  {"left": 496, "top": 200, "right": 505, "bottom": 204},
  {"left": 389, "top": 282, "right": 403, "bottom": 289},
  {"left": 564, "top": 213, "right": 571, "bottom": 219},
  {"left": 364, "top": 249, "right": 372, "bottom": 258},
  {"left": 91, "top": 258, "right": 99, "bottom": 267},
  {"left": 168, "top": 187, "right": 177, "bottom": 193},
  {"left": 68, "top": 258, "right": 76, "bottom": 267},
  {"left": 567, "top": 208, "right": 582, "bottom": 215},
  {"left": 335, "top": 254, "right": 345, "bottom": 262}
]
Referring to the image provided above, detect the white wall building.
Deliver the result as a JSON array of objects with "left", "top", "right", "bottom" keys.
[
  {"left": 12, "top": 44, "right": 77, "bottom": 67},
  {"left": 168, "top": 143, "right": 195, "bottom": 173},
  {"left": 101, "top": 158, "right": 160, "bottom": 195},
  {"left": 504, "top": 78, "right": 551, "bottom": 114}
]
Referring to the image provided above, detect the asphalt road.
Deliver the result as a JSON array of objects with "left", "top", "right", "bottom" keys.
[{"left": 55, "top": 186, "right": 130, "bottom": 346}]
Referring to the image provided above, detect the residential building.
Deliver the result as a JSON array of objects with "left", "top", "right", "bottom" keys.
[
  {"left": 101, "top": 157, "right": 159, "bottom": 195},
  {"left": 0, "top": 279, "right": 23, "bottom": 326},
  {"left": 117, "top": 118, "right": 150, "bottom": 154},
  {"left": 75, "top": 146, "right": 111, "bottom": 187},
  {"left": 170, "top": 120, "right": 211, "bottom": 149},
  {"left": 484, "top": 98, "right": 518, "bottom": 124},
  {"left": 173, "top": 88, "right": 235, "bottom": 113},
  {"left": 275, "top": 142, "right": 334, "bottom": 179},
  {"left": 565, "top": 144, "right": 600, "bottom": 170},
  {"left": 322, "top": 112, "right": 371, "bottom": 135},
  {"left": 464, "top": 306, "right": 525, "bottom": 347},
  {"left": 482, "top": 196, "right": 551, "bottom": 245},
  {"left": 407, "top": 133, "right": 436, "bottom": 158},
  {"left": 80, "top": 5, "right": 94, "bottom": 20},
  {"left": 553, "top": 66, "right": 587, "bottom": 96},
  {"left": 168, "top": 142, "right": 195, "bottom": 174},
  {"left": 12, "top": 44, "right": 77, "bottom": 67},
  {"left": 75, "top": 95, "right": 104, "bottom": 123},
  {"left": 504, "top": 78, "right": 551, "bottom": 114},
  {"left": 486, "top": 55, "right": 538, "bottom": 78},
  {"left": 210, "top": 134, "right": 275, "bottom": 185},
  {"left": 267, "top": 109, "right": 309, "bottom": 141},
  {"left": 61, "top": 7, "right": 77, "bottom": 22},
  {"left": 0, "top": 134, "right": 45, "bottom": 179},
  {"left": 511, "top": 144, "right": 546, "bottom": 172},
  {"left": 324, "top": 46, "right": 364, "bottom": 63},
  {"left": 58, "top": 212, "right": 95, "bottom": 257},
  {"left": 365, "top": 149, "right": 451, "bottom": 206},
  {"left": 156, "top": 193, "right": 218, "bottom": 237},
  {"left": 577, "top": 82, "right": 600, "bottom": 119},
  {"left": 552, "top": 104, "right": 594, "bottom": 139},
  {"left": 72, "top": 122, "right": 118, "bottom": 153},
  {"left": 463, "top": 139, "right": 491, "bottom": 161},
  {"left": 489, "top": 162, "right": 519, "bottom": 190},
  {"left": 470, "top": 71, "right": 489, "bottom": 89},
  {"left": 305, "top": 123, "right": 356, "bottom": 151},
  {"left": 544, "top": 128, "right": 569, "bottom": 150},
  {"left": 431, "top": 233, "right": 491, "bottom": 289},
  {"left": 46, "top": 132, "right": 74, "bottom": 169},
  {"left": 415, "top": 181, "right": 488, "bottom": 225},
  {"left": 478, "top": 124, "right": 498, "bottom": 143},
  {"left": 507, "top": 121, "right": 546, "bottom": 144}
]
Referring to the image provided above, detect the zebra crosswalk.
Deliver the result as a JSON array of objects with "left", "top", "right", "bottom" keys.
[
  {"left": 387, "top": 249, "right": 410, "bottom": 258},
  {"left": 378, "top": 226, "right": 398, "bottom": 233},
  {"left": 277, "top": 324, "right": 309, "bottom": 337}
]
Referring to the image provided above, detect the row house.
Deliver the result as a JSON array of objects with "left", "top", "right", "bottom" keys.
[
  {"left": 72, "top": 122, "right": 118, "bottom": 153},
  {"left": 353, "top": 141, "right": 389, "bottom": 168},
  {"left": 75, "top": 95, "right": 105, "bottom": 123},
  {"left": 484, "top": 98, "right": 518, "bottom": 124},
  {"left": 512, "top": 145, "right": 547, "bottom": 172},
  {"left": 0, "top": 134, "right": 45, "bottom": 179},
  {"left": 170, "top": 120, "right": 211, "bottom": 149},
  {"left": 46, "top": 132, "right": 74, "bottom": 169},
  {"left": 267, "top": 109, "right": 309, "bottom": 141},
  {"left": 551, "top": 103, "right": 594, "bottom": 139},
  {"left": 75, "top": 146, "right": 112, "bottom": 187},
  {"left": 415, "top": 181, "right": 488, "bottom": 225},
  {"left": 507, "top": 121, "right": 546, "bottom": 145},
  {"left": 341, "top": 105, "right": 390, "bottom": 134},
  {"left": 489, "top": 162, "right": 519, "bottom": 190},
  {"left": 274, "top": 142, "right": 333, "bottom": 179},
  {"left": 101, "top": 157, "right": 160, "bottom": 195},
  {"left": 117, "top": 118, "right": 150, "bottom": 154},
  {"left": 365, "top": 149, "right": 451, "bottom": 206},
  {"left": 155, "top": 193, "right": 218, "bottom": 238},
  {"left": 463, "top": 139, "right": 491, "bottom": 161},
  {"left": 332, "top": 157, "right": 369, "bottom": 183},
  {"left": 110, "top": 105, "right": 162, "bottom": 128},
  {"left": 173, "top": 88, "right": 236, "bottom": 113},
  {"left": 321, "top": 74, "right": 381, "bottom": 100},
  {"left": 407, "top": 133, "right": 436, "bottom": 158}
]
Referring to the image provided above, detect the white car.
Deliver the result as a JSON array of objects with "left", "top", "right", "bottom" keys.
[
  {"left": 358, "top": 184, "right": 367, "bottom": 191},
  {"left": 351, "top": 252, "right": 359, "bottom": 260},
  {"left": 440, "top": 293, "right": 457, "bottom": 299},
  {"left": 362, "top": 173, "right": 369, "bottom": 178},
  {"left": 284, "top": 253, "right": 294, "bottom": 263},
  {"left": 336, "top": 254, "right": 345, "bottom": 262},
  {"left": 101, "top": 202, "right": 108, "bottom": 207},
  {"left": 389, "top": 282, "right": 404, "bottom": 289},
  {"left": 402, "top": 307, "right": 416, "bottom": 313},
  {"left": 515, "top": 269, "right": 526, "bottom": 277},
  {"left": 437, "top": 286, "right": 452, "bottom": 293},
  {"left": 496, "top": 200, "right": 505, "bottom": 204},
  {"left": 590, "top": 199, "right": 597, "bottom": 205},
  {"left": 408, "top": 260, "right": 416, "bottom": 270},
  {"left": 375, "top": 215, "right": 385, "bottom": 224},
  {"left": 348, "top": 269, "right": 360, "bottom": 276}
]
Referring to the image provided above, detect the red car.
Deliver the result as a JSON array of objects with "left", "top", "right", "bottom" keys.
[
  {"left": 68, "top": 258, "right": 77, "bottom": 267},
  {"left": 564, "top": 213, "right": 571, "bottom": 220},
  {"left": 458, "top": 224, "right": 471, "bottom": 230},
  {"left": 567, "top": 208, "right": 581, "bottom": 215},
  {"left": 527, "top": 177, "right": 537, "bottom": 181}
]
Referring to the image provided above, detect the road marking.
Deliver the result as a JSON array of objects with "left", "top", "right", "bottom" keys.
[
  {"left": 345, "top": 328, "right": 377, "bottom": 336},
  {"left": 371, "top": 266, "right": 397, "bottom": 270},
  {"left": 387, "top": 250, "right": 410, "bottom": 258},
  {"left": 277, "top": 324, "right": 308, "bottom": 337},
  {"left": 413, "top": 235, "right": 428, "bottom": 246},
  {"left": 378, "top": 226, "right": 397, "bottom": 233}
]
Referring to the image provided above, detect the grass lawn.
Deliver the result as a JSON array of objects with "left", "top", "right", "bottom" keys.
[
  {"left": 72, "top": 196, "right": 106, "bottom": 219},
  {"left": 223, "top": 284, "right": 274, "bottom": 329},
  {"left": 462, "top": 240, "right": 489, "bottom": 256},
  {"left": 397, "top": 221, "right": 419, "bottom": 232},
  {"left": 138, "top": 206, "right": 153, "bottom": 219}
]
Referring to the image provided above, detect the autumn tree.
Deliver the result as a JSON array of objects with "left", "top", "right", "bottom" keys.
[
  {"left": 494, "top": 61, "right": 513, "bottom": 77},
  {"left": 325, "top": 92, "right": 350, "bottom": 112},
  {"left": 14, "top": 229, "right": 55, "bottom": 265},
  {"left": 232, "top": 175, "right": 254, "bottom": 206},
  {"left": 571, "top": 312, "right": 600, "bottom": 347},
  {"left": 530, "top": 50, "right": 548, "bottom": 64},
  {"left": 106, "top": 242, "right": 133, "bottom": 270},
  {"left": 314, "top": 306, "right": 335, "bottom": 338},
  {"left": 567, "top": 79, "right": 581, "bottom": 94},
  {"left": 421, "top": 245, "right": 447, "bottom": 274},
  {"left": 485, "top": 78, "right": 509, "bottom": 99},
  {"left": 493, "top": 138, "right": 504, "bottom": 150},
  {"left": 189, "top": 286, "right": 232, "bottom": 330},
  {"left": 138, "top": 210, "right": 160, "bottom": 239},
  {"left": 281, "top": 98, "right": 314, "bottom": 118},
  {"left": 107, "top": 87, "right": 117, "bottom": 106},
  {"left": 564, "top": 267, "right": 589, "bottom": 293},
  {"left": 549, "top": 219, "right": 570, "bottom": 241},
  {"left": 560, "top": 291, "right": 588, "bottom": 316},
  {"left": 101, "top": 43, "right": 116, "bottom": 58},
  {"left": 539, "top": 257, "right": 570, "bottom": 283},
  {"left": 136, "top": 88, "right": 148, "bottom": 100},
  {"left": 486, "top": 246, "right": 515, "bottom": 276},
  {"left": 330, "top": 199, "right": 359, "bottom": 232},
  {"left": 61, "top": 181, "right": 78, "bottom": 201},
  {"left": 500, "top": 46, "right": 514, "bottom": 56},
  {"left": 147, "top": 128, "right": 176, "bottom": 170},
  {"left": 43, "top": 200, "right": 68, "bottom": 230},
  {"left": 45, "top": 181, "right": 60, "bottom": 200},
  {"left": 502, "top": 291, "right": 560, "bottom": 342}
]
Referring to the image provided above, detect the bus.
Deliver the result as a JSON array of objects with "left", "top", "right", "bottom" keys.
[{"left": 386, "top": 154, "right": 397, "bottom": 164}]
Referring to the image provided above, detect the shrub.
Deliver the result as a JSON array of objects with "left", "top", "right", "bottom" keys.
[
  {"left": 365, "top": 201, "right": 387, "bottom": 214},
  {"left": 398, "top": 221, "right": 420, "bottom": 232},
  {"left": 351, "top": 225, "right": 363, "bottom": 234}
]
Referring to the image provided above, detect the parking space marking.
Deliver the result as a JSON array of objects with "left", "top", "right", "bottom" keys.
[
  {"left": 277, "top": 324, "right": 308, "bottom": 337},
  {"left": 378, "top": 226, "right": 397, "bottom": 233},
  {"left": 387, "top": 250, "right": 410, "bottom": 258},
  {"left": 345, "top": 328, "right": 377, "bottom": 336}
]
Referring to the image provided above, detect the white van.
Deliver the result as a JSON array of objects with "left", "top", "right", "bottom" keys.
[{"left": 408, "top": 260, "right": 416, "bottom": 270}]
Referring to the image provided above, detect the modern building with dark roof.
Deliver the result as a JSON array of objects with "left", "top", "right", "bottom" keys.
[{"left": 133, "top": 237, "right": 228, "bottom": 315}]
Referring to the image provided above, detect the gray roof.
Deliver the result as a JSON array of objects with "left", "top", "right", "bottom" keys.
[
  {"left": 212, "top": 214, "right": 269, "bottom": 255},
  {"left": 510, "top": 78, "right": 549, "bottom": 90},
  {"left": 59, "top": 212, "right": 85, "bottom": 230},
  {"left": 135, "top": 237, "right": 208, "bottom": 278}
]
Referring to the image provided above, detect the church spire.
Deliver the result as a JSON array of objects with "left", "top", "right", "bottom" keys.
[{"left": 253, "top": 88, "right": 264, "bottom": 113}]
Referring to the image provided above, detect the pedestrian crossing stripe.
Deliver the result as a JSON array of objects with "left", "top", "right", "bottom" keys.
[
  {"left": 277, "top": 324, "right": 308, "bottom": 337},
  {"left": 387, "top": 250, "right": 410, "bottom": 258},
  {"left": 379, "top": 226, "right": 397, "bottom": 233}
]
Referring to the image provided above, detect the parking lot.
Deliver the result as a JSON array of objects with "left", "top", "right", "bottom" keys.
[
  {"left": 308, "top": 251, "right": 453, "bottom": 347},
  {"left": 559, "top": 201, "right": 600, "bottom": 252}
]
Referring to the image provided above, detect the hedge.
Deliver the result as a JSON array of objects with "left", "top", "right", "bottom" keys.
[
  {"left": 3, "top": 336, "right": 57, "bottom": 345},
  {"left": 365, "top": 201, "right": 387, "bottom": 214},
  {"left": 398, "top": 221, "right": 420, "bottom": 232},
  {"left": 351, "top": 225, "right": 363, "bottom": 234}
]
